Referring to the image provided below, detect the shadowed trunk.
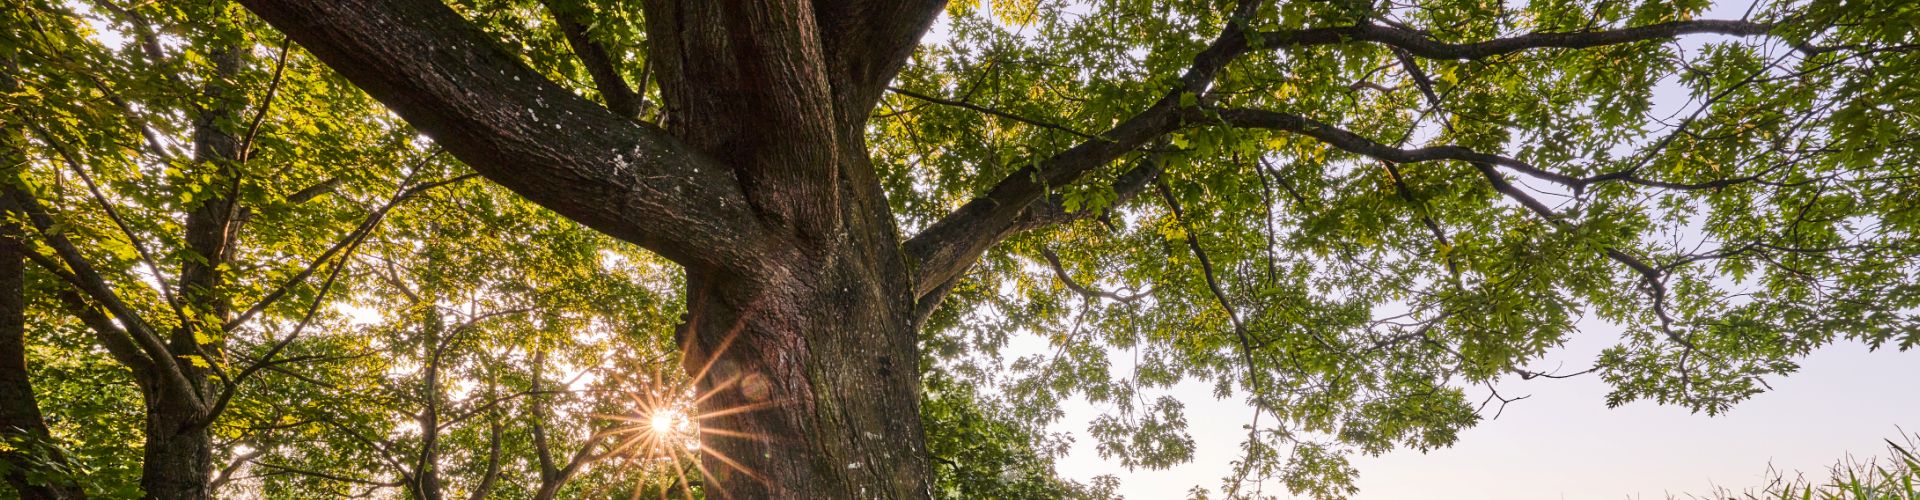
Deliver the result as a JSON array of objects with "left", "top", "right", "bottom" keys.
[{"left": 136, "top": 381, "right": 215, "bottom": 500}]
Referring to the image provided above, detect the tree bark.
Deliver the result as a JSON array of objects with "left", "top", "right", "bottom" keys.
[
  {"left": 135, "top": 381, "right": 215, "bottom": 500},
  {"left": 679, "top": 253, "right": 928, "bottom": 498},
  {"left": 639, "top": 2, "right": 933, "bottom": 495}
]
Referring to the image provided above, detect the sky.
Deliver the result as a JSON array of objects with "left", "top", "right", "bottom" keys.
[{"left": 1047, "top": 320, "right": 1920, "bottom": 499}]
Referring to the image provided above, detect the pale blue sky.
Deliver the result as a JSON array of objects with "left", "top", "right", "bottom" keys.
[{"left": 1049, "top": 320, "right": 1920, "bottom": 498}]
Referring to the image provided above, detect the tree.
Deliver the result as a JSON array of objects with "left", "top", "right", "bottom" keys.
[
  {"left": 1, "top": 3, "right": 469, "bottom": 497},
  {"left": 221, "top": 0, "right": 1920, "bottom": 497},
  {"left": 6, "top": 0, "right": 1917, "bottom": 498}
]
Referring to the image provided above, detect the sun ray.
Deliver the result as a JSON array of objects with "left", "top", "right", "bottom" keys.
[
  {"left": 696, "top": 426, "right": 786, "bottom": 444},
  {"left": 701, "top": 445, "right": 772, "bottom": 493},
  {"left": 682, "top": 446, "right": 731, "bottom": 500},
  {"left": 687, "top": 373, "right": 741, "bottom": 407},
  {"left": 684, "top": 316, "right": 747, "bottom": 386},
  {"left": 579, "top": 302, "right": 798, "bottom": 500},
  {"left": 668, "top": 451, "right": 697, "bottom": 500},
  {"left": 599, "top": 431, "right": 650, "bottom": 460},
  {"left": 691, "top": 398, "right": 788, "bottom": 421}
]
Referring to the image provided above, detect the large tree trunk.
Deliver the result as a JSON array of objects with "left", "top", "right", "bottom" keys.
[
  {"left": 679, "top": 248, "right": 929, "bottom": 498},
  {"left": 640, "top": 1, "right": 934, "bottom": 496}
]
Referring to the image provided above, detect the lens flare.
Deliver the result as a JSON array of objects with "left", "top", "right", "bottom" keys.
[
  {"left": 649, "top": 410, "right": 679, "bottom": 436},
  {"left": 585, "top": 302, "right": 792, "bottom": 499}
]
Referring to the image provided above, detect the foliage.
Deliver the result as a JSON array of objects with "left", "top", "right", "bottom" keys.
[
  {"left": 923, "top": 369, "right": 1117, "bottom": 499},
  {"left": 888, "top": 0, "right": 1920, "bottom": 496}
]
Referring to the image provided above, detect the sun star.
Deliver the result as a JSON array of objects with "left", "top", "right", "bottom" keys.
[{"left": 651, "top": 410, "right": 679, "bottom": 436}]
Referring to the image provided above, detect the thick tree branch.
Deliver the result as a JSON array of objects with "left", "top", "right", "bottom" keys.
[
  {"left": 209, "top": 446, "right": 268, "bottom": 491},
  {"left": 465, "top": 405, "right": 504, "bottom": 500},
  {"left": 1213, "top": 108, "right": 1768, "bottom": 192},
  {"left": 0, "top": 186, "right": 196, "bottom": 398},
  {"left": 1213, "top": 107, "right": 1699, "bottom": 347},
  {"left": 911, "top": 157, "right": 1163, "bottom": 323},
  {"left": 24, "top": 123, "right": 182, "bottom": 317},
  {"left": 1251, "top": 19, "right": 1776, "bottom": 60},
  {"left": 903, "top": 1, "right": 1263, "bottom": 298},
  {"left": 532, "top": 426, "right": 607, "bottom": 500},
  {"left": 237, "top": 0, "right": 770, "bottom": 271},
  {"left": 55, "top": 290, "right": 153, "bottom": 374}
]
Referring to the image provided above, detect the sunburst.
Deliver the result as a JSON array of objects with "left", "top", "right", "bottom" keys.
[{"left": 587, "top": 302, "right": 792, "bottom": 499}]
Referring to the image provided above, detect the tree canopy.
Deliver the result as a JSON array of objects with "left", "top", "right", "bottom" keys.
[{"left": 3, "top": 0, "right": 1918, "bottom": 497}]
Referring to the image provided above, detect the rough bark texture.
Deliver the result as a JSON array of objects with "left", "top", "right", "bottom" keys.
[
  {"left": 641, "top": 2, "right": 932, "bottom": 494},
  {"left": 236, "top": 0, "right": 773, "bottom": 271},
  {"left": 678, "top": 258, "right": 924, "bottom": 497},
  {"left": 136, "top": 384, "right": 215, "bottom": 500}
]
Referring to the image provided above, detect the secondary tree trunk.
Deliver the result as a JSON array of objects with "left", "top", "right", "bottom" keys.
[
  {"left": 137, "top": 40, "right": 243, "bottom": 500},
  {"left": 137, "top": 380, "right": 214, "bottom": 500}
]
